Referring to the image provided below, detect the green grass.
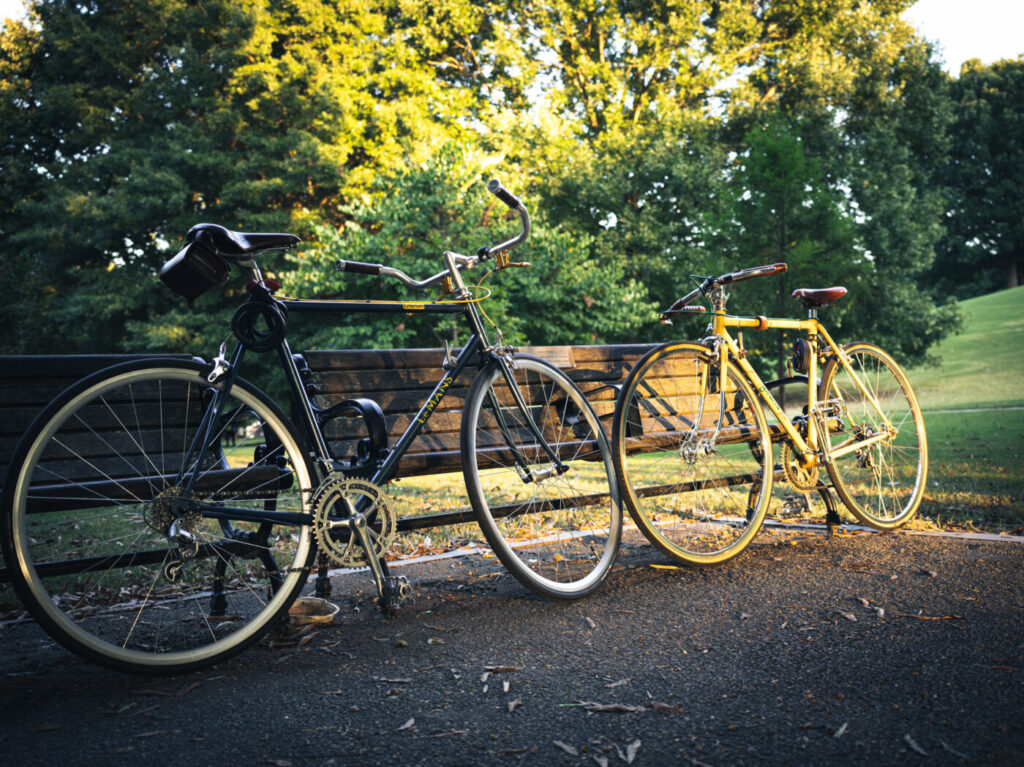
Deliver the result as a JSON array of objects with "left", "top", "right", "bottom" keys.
[
  {"left": 919, "top": 409, "right": 1024, "bottom": 531},
  {"left": 909, "top": 285, "right": 1024, "bottom": 411},
  {"left": 905, "top": 286, "right": 1024, "bottom": 530}
]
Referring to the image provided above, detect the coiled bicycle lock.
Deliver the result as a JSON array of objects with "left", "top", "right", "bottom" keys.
[{"left": 232, "top": 293, "right": 288, "bottom": 352}]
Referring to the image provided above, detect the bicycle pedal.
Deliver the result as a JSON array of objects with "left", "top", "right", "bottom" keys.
[
  {"left": 390, "top": 575, "right": 412, "bottom": 603},
  {"left": 378, "top": 575, "right": 413, "bottom": 614}
]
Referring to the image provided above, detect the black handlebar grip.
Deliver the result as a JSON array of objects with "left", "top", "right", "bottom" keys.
[
  {"left": 337, "top": 259, "right": 383, "bottom": 276},
  {"left": 487, "top": 178, "right": 522, "bottom": 211}
]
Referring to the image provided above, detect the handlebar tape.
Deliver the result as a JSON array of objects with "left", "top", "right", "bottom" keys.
[
  {"left": 336, "top": 259, "right": 383, "bottom": 276},
  {"left": 665, "top": 296, "right": 701, "bottom": 314},
  {"left": 719, "top": 262, "right": 787, "bottom": 285},
  {"left": 487, "top": 178, "right": 523, "bottom": 211}
]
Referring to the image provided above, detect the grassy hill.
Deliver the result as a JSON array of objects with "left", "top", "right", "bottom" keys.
[
  {"left": 905, "top": 286, "right": 1024, "bottom": 530},
  {"left": 909, "top": 284, "right": 1024, "bottom": 411}
]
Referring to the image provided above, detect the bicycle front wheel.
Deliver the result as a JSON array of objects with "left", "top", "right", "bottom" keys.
[
  {"left": 612, "top": 342, "right": 774, "bottom": 566},
  {"left": 819, "top": 343, "right": 928, "bottom": 530},
  {"left": 0, "top": 360, "right": 315, "bottom": 674},
  {"left": 461, "top": 355, "right": 622, "bottom": 599}
]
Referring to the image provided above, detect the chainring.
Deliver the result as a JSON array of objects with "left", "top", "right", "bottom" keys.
[
  {"left": 311, "top": 476, "right": 396, "bottom": 568},
  {"left": 782, "top": 443, "right": 820, "bottom": 492}
]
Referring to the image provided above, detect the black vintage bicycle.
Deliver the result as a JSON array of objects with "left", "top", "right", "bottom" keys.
[{"left": 0, "top": 180, "right": 622, "bottom": 674}]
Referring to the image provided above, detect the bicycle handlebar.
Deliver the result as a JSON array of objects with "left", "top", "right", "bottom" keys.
[
  {"left": 336, "top": 260, "right": 383, "bottom": 276},
  {"left": 487, "top": 178, "right": 522, "bottom": 211},
  {"left": 659, "top": 262, "right": 787, "bottom": 323},
  {"left": 719, "top": 262, "right": 787, "bottom": 285},
  {"left": 335, "top": 179, "right": 531, "bottom": 291},
  {"left": 479, "top": 178, "right": 531, "bottom": 259}
]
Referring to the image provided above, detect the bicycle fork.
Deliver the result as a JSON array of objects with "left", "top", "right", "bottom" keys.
[{"left": 486, "top": 353, "right": 569, "bottom": 484}]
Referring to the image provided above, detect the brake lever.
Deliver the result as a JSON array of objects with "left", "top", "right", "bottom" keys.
[{"left": 493, "top": 250, "right": 531, "bottom": 270}]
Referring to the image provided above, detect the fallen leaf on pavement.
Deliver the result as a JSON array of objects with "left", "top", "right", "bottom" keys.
[
  {"left": 904, "top": 733, "right": 928, "bottom": 756},
  {"left": 626, "top": 739, "right": 641, "bottom": 764},
  {"left": 650, "top": 701, "right": 684, "bottom": 714},
  {"left": 583, "top": 702, "right": 647, "bottom": 713},
  {"left": 553, "top": 740, "right": 578, "bottom": 756}
]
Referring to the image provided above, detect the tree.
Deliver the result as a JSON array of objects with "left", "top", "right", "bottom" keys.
[
  {"left": 279, "top": 143, "right": 653, "bottom": 352},
  {"left": 706, "top": 114, "right": 861, "bottom": 385},
  {"left": 930, "top": 57, "right": 1024, "bottom": 297},
  {"left": 533, "top": 119, "right": 730, "bottom": 336},
  {"left": 0, "top": 0, "right": 476, "bottom": 354},
  {"left": 0, "top": 0, "right": 965, "bottom": 368},
  {"left": 721, "top": 1, "right": 961, "bottom": 366}
]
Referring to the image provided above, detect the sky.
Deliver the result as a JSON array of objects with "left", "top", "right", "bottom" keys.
[
  {"left": 0, "top": 0, "right": 1021, "bottom": 76},
  {"left": 901, "top": 0, "right": 1024, "bottom": 73}
]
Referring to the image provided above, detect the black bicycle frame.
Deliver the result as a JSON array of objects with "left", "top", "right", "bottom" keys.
[{"left": 186, "top": 291, "right": 564, "bottom": 530}]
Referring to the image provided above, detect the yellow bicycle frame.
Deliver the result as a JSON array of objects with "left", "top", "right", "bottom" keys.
[{"left": 707, "top": 297, "right": 895, "bottom": 467}]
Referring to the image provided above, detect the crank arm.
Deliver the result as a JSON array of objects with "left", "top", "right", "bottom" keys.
[
  {"left": 346, "top": 514, "right": 411, "bottom": 613},
  {"left": 348, "top": 513, "right": 388, "bottom": 600}
]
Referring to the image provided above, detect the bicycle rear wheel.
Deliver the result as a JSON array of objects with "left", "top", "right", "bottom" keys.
[
  {"left": 0, "top": 360, "right": 315, "bottom": 674},
  {"left": 461, "top": 355, "right": 621, "bottom": 599},
  {"left": 612, "top": 342, "right": 774, "bottom": 566},
  {"left": 819, "top": 343, "right": 927, "bottom": 530}
]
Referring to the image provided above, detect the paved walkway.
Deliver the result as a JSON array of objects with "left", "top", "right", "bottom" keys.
[{"left": 2, "top": 528, "right": 1022, "bottom": 766}]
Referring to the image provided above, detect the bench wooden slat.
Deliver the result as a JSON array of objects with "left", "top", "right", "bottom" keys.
[{"left": 303, "top": 344, "right": 656, "bottom": 472}]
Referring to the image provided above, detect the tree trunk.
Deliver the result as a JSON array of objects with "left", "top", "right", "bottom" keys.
[{"left": 1006, "top": 254, "right": 1019, "bottom": 289}]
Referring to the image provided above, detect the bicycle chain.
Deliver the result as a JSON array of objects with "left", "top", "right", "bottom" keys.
[{"left": 180, "top": 487, "right": 316, "bottom": 501}]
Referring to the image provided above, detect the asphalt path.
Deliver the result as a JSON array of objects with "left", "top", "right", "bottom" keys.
[{"left": 2, "top": 526, "right": 1023, "bottom": 766}]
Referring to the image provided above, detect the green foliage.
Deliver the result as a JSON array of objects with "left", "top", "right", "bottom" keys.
[
  {"left": 0, "top": 0, "right": 476, "bottom": 354},
  {"left": 0, "top": 0, "right": 986, "bottom": 370},
  {"left": 535, "top": 120, "right": 729, "bottom": 336},
  {"left": 283, "top": 144, "right": 653, "bottom": 350},
  {"left": 931, "top": 58, "right": 1024, "bottom": 298},
  {"left": 704, "top": 114, "right": 861, "bottom": 377}
]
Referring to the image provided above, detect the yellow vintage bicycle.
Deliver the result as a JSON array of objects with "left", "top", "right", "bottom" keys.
[{"left": 612, "top": 263, "right": 928, "bottom": 566}]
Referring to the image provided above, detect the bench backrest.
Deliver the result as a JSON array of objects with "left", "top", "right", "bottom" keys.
[
  {"left": 300, "top": 344, "right": 656, "bottom": 477},
  {"left": 1, "top": 345, "right": 664, "bottom": 486},
  {"left": 0, "top": 355, "right": 196, "bottom": 481}
]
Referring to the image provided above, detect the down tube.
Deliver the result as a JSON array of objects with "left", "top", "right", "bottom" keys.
[{"left": 370, "top": 333, "right": 485, "bottom": 487}]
